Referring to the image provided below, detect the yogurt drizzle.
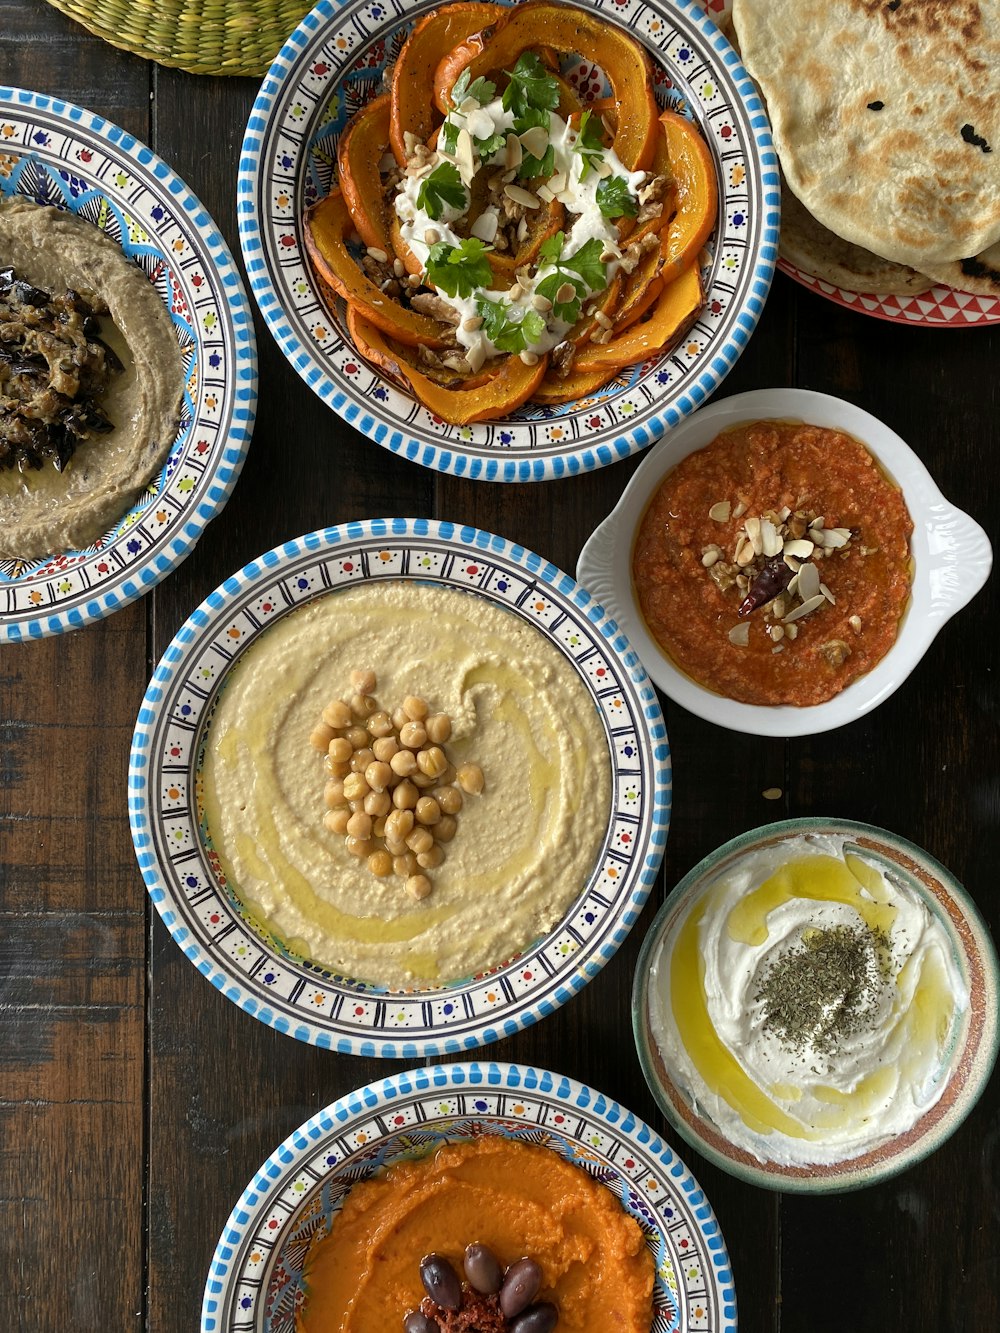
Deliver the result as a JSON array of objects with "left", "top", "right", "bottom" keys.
[{"left": 393, "top": 77, "right": 645, "bottom": 370}]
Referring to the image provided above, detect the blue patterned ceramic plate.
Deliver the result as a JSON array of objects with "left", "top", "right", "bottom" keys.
[
  {"left": 128, "top": 519, "right": 671, "bottom": 1056},
  {"left": 201, "top": 1061, "right": 737, "bottom": 1332},
  {"left": 238, "top": 0, "right": 778, "bottom": 481},
  {"left": 0, "top": 88, "right": 257, "bottom": 641}
]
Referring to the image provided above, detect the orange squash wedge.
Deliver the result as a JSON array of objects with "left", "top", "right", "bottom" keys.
[
  {"left": 348, "top": 309, "right": 548, "bottom": 424},
  {"left": 337, "top": 94, "right": 394, "bottom": 253},
  {"left": 532, "top": 364, "right": 617, "bottom": 404},
  {"left": 304, "top": 191, "right": 451, "bottom": 349},
  {"left": 574, "top": 263, "right": 703, "bottom": 372},
  {"left": 658, "top": 109, "right": 718, "bottom": 281},
  {"left": 391, "top": 2, "right": 506, "bottom": 164},
  {"left": 436, "top": 2, "right": 658, "bottom": 170}
]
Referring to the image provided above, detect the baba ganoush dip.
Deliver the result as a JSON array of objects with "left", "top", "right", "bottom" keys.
[
  {"left": 0, "top": 198, "right": 184, "bottom": 558},
  {"left": 648, "top": 833, "right": 968, "bottom": 1167},
  {"left": 201, "top": 582, "right": 611, "bottom": 988}
]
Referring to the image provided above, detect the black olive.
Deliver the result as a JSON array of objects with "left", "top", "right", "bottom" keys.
[{"left": 419, "top": 1253, "right": 462, "bottom": 1310}]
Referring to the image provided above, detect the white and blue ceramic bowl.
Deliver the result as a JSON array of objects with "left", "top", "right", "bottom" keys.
[
  {"left": 128, "top": 519, "right": 671, "bottom": 1056},
  {"left": 201, "top": 1061, "right": 737, "bottom": 1332},
  {"left": 0, "top": 87, "right": 257, "bottom": 641},
  {"left": 238, "top": 0, "right": 779, "bottom": 481}
]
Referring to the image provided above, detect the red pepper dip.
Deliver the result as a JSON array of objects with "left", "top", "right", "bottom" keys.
[{"left": 632, "top": 420, "right": 914, "bottom": 706}]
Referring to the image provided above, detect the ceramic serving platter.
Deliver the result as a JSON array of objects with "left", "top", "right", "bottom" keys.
[
  {"left": 238, "top": 0, "right": 779, "bottom": 481},
  {"left": 128, "top": 519, "right": 671, "bottom": 1057},
  {"left": 201, "top": 1061, "right": 737, "bottom": 1333},
  {"left": 0, "top": 89, "right": 257, "bottom": 640}
]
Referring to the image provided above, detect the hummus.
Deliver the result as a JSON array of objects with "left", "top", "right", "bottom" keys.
[
  {"left": 299, "top": 1137, "right": 654, "bottom": 1333},
  {"left": 0, "top": 198, "right": 184, "bottom": 558},
  {"left": 200, "top": 582, "right": 611, "bottom": 987},
  {"left": 648, "top": 834, "right": 968, "bottom": 1167}
]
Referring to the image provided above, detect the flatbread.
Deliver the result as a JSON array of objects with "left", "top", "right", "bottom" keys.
[
  {"left": 918, "top": 239, "right": 1000, "bottom": 296},
  {"left": 732, "top": 0, "right": 1000, "bottom": 270},
  {"left": 780, "top": 179, "right": 934, "bottom": 295}
]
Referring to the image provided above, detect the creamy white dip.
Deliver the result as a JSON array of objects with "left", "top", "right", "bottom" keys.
[
  {"left": 648, "top": 833, "right": 968, "bottom": 1166},
  {"left": 201, "top": 582, "right": 611, "bottom": 989}
]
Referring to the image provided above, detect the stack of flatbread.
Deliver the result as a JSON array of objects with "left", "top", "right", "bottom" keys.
[{"left": 730, "top": 0, "right": 1000, "bottom": 297}]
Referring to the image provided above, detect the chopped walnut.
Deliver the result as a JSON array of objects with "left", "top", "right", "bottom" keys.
[{"left": 818, "top": 639, "right": 852, "bottom": 668}]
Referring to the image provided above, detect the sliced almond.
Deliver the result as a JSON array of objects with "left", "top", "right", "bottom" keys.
[
  {"left": 466, "top": 107, "right": 495, "bottom": 141},
  {"left": 760, "top": 517, "right": 783, "bottom": 557},
  {"left": 783, "top": 594, "right": 827, "bottom": 624},
  {"left": 465, "top": 341, "right": 487, "bottom": 373},
  {"left": 456, "top": 127, "right": 476, "bottom": 179},
  {"left": 459, "top": 96, "right": 479, "bottom": 116},
  {"left": 819, "top": 582, "right": 836, "bottom": 604},
  {"left": 516, "top": 217, "right": 528, "bottom": 243},
  {"left": 708, "top": 501, "right": 731, "bottom": 523},
  {"left": 504, "top": 183, "right": 541, "bottom": 209},
  {"left": 470, "top": 209, "right": 499, "bottom": 243},
  {"left": 519, "top": 125, "right": 550, "bottom": 159},
  {"left": 504, "top": 133, "right": 522, "bottom": 170},
  {"left": 594, "top": 158, "right": 613, "bottom": 178},
  {"left": 796, "top": 561, "right": 821, "bottom": 601},
  {"left": 732, "top": 500, "right": 748, "bottom": 519},
  {"left": 786, "top": 573, "right": 800, "bottom": 597},
  {"left": 809, "top": 515, "right": 825, "bottom": 530},
  {"left": 783, "top": 553, "right": 801, "bottom": 573},
  {"left": 728, "top": 623, "right": 750, "bottom": 647},
  {"left": 744, "top": 516, "right": 762, "bottom": 556},
  {"left": 778, "top": 506, "right": 791, "bottom": 522},
  {"left": 782, "top": 538, "right": 815, "bottom": 559},
  {"left": 548, "top": 171, "right": 567, "bottom": 194},
  {"left": 536, "top": 184, "right": 554, "bottom": 202}
]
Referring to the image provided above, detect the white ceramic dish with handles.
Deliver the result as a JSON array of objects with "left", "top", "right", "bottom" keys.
[{"left": 577, "top": 387, "right": 992, "bottom": 737}]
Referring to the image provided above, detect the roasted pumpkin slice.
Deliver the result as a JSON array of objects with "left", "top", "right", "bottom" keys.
[
  {"left": 531, "top": 363, "right": 618, "bottom": 404},
  {"left": 304, "top": 191, "right": 451, "bottom": 349},
  {"left": 658, "top": 110, "right": 718, "bottom": 281},
  {"left": 349, "top": 308, "right": 547, "bottom": 424},
  {"left": 346, "top": 308, "right": 499, "bottom": 391},
  {"left": 573, "top": 263, "right": 703, "bottom": 372},
  {"left": 337, "top": 94, "right": 394, "bottom": 253},
  {"left": 613, "top": 246, "right": 665, "bottom": 333},
  {"left": 438, "top": 1, "right": 658, "bottom": 170},
  {"left": 392, "top": 2, "right": 506, "bottom": 164}
]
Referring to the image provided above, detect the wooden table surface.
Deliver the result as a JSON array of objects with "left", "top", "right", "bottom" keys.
[{"left": 2, "top": 3, "right": 998, "bottom": 1330}]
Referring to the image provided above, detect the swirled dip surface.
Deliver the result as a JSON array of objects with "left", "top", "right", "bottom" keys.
[
  {"left": 649, "top": 834, "right": 967, "bottom": 1166},
  {"left": 299, "top": 1138, "right": 654, "bottom": 1333},
  {"left": 201, "top": 582, "right": 610, "bottom": 988}
]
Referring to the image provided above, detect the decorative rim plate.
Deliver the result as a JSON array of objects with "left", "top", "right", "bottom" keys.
[
  {"left": 0, "top": 87, "right": 258, "bottom": 642},
  {"left": 201, "top": 1061, "right": 737, "bottom": 1332},
  {"left": 237, "top": 0, "right": 779, "bottom": 482},
  {"left": 128, "top": 518, "right": 671, "bottom": 1056}
]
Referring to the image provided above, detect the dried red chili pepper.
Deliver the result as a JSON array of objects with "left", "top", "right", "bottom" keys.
[{"left": 737, "top": 555, "right": 794, "bottom": 617}]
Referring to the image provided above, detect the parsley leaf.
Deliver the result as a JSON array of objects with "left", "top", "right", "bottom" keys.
[
  {"left": 535, "top": 269, "right": 585, "bottom": 324},
  {"left": 518, "top": 144, "right": 555, "bottom": 180},
  {"left": 475, "top": 131, "right": 507, "bottom": 161},
  {"left": 596, "top": 175, "right": 638, "bottom": 219},
  {"left": 476, "top": 295, "right": 546, "bottom": 353},
  {"left": 425, "top": 238, "right": 494, "bottom": 299},
  {"left": 501, "top": 51, "right": 560, "bottom": 121},
  {"left": 416, "top": 162, "right": 467, "bottom": 221},
  {"left": 538, "top": 231, "right": 565, "bottom": 266},
  {"left": 440, "top": 121, "right": 460, "bottom": 156},
  {"left": 560, "top": 237, "right": 608, "bottom": 293},
  {"left": 573, "top": 109, "right": 606, "bottom": 181},
  {"left": 450, "top": 71, "right": 497, "bottom": 108}
]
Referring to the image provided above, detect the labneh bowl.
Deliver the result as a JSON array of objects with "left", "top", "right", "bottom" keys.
[
  {"left": 632, "top": 818, "right": 1000, "bottom": 1193},
  {"left": 237, "top": 0, "right": 779, "bottom": 482},
  {"left": 201, "top": 1061, "right": 737, "bottom": 1333},
  {"left": 576, "top": 387, "right": 992, "bottom": 736},
  {"left": 0, "top": 87, "right": 256, "bottom": 642},
  {"left": 128, "top": 519, "right": 670, "bottom": 1056}
]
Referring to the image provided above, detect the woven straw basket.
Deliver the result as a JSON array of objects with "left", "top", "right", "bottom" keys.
[{"left": 43, "top": 0, "right": 315, "bottom": 77}]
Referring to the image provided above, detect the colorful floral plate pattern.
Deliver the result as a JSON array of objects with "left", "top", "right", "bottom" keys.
[
  {"left": 0, "top": 88, "right": 257, "bottom": 641},
  {"left": 128, "top": 519, "right": 671, "bottom": 1056},
  {"left": 201, "top": 1062, "right": 737, "bottom": 1333},
  {"left": 238, "top": 0, "right": 779, "bottom": 481}
]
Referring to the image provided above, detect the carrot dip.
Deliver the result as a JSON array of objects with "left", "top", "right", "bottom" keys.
[
  {"left": 298, "top": 1137, "right": 654, "bottom": 1333},
  {"left": 632, "top": 421, "right": 914, "bottom": 706}
]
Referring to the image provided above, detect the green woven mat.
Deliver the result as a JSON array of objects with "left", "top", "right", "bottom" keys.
[{"left": 43, "top": 0, "right": 316, "bottom": 77}]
